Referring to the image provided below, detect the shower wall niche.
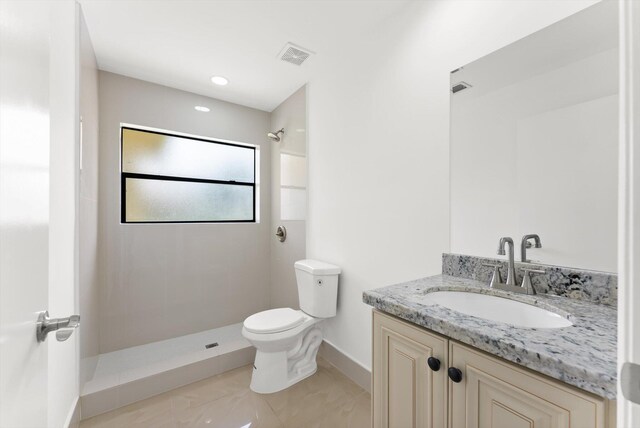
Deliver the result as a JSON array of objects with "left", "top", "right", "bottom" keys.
[{"left": 270, "top": 86, "right": 308, "bottom": 311}]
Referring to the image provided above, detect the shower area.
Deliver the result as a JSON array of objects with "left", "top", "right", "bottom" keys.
[{"left": 79, "top": 68, "right": 308, "bottom": 418}]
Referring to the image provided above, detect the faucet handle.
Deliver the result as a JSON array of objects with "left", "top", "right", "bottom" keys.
[
  {"left": 520, "top": 234, "right": 542, "bottom": 262},
  {"left": 482, "top": 263, "right": 503, "bottom": 288},
  {"left": 521, "top": 268, "right": 545, "bottom": 295}
]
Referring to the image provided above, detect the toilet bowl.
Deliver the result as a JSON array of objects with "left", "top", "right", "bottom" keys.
[
  {"left": 242, "top": 308, "right": 323, "bottom": 393},
  {"left": 242, "top": 260, "right": 340, "bottom": 394}
]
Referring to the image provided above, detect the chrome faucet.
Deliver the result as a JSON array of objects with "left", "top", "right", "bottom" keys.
[
  {"left": 491, "top": 236, "right": 545, "bottom": 295},
  {"left": 520, "top": 234, "right": 542, "bottom": 262},
  {"left": 497, "top": 237, "right": 517, "bottom": 286}
]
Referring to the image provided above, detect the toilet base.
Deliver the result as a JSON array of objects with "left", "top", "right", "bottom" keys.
[{"left": 249, "top": 326, "right": 323, "bottom": 394}]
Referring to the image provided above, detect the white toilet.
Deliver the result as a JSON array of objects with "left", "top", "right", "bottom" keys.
[{"left": 242, "top": 259, "right": 340, "bottom": 394}]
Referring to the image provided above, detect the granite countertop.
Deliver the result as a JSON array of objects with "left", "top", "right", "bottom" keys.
[{"left": 363, "top": 274, "right": 617, "bottom": 399}]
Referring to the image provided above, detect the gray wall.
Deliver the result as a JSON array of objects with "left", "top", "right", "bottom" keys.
[
  {"left": 98, "top": 71, "right": 272, "bottom": 353},
  {"left": 270, "top": 86, "right": 306, "bottom": 309}
]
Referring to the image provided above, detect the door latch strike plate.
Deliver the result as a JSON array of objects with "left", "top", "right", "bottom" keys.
[{"left": 621, "top": 362, "right": 640, "bottom": 405}]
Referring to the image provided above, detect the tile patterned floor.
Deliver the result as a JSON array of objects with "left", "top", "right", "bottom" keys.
[{"left": 80, "top": 357, "right": 371, "bottom": 428}]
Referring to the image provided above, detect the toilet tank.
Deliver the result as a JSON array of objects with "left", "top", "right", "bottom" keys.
[{"left": 294, "top": 259, "right": 341, "bottom": 318}]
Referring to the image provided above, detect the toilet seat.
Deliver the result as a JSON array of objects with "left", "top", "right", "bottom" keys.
[{"left": 243, "top": 308, "right": 305, "bottom": 334}]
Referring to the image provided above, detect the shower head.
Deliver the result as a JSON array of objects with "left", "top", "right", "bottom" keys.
[{"left": 267, "top": 128, "right": 284, "bottom": 142}]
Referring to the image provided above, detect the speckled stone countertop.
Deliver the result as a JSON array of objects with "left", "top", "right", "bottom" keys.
[{"left": 363, "top": 274, "right": 617, "bottom": 399}]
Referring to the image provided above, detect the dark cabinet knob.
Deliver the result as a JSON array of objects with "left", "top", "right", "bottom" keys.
[
  {"left": 427, "top": 357, "right": 441, "bottom": 372},
  {"left": 448, "top": 367, "right": 463, "bottom": 383}
]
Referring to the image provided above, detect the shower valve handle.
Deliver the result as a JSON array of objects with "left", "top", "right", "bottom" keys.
[{"left": 275, "top": 225, "right": 287, "bottom": 242}]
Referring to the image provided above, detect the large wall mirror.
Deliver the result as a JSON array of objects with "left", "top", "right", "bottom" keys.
[{"left": 450, "top": 0, "right": 618, "bottom": 273}]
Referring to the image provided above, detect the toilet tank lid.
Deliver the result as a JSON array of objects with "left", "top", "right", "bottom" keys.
[{"left": 294, "top": 259, "right": 341, "bottom": 275}]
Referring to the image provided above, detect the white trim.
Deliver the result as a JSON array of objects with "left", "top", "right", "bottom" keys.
[
  {"left": 319, "top": 339, "right": 371, "bottom": 394},
  {"left": 64, "top": 396, "right": 81, "bottom": 428},
  {"left": 322, "top": 338, "right": 370, "bottom": 372},
  {"left": 618, "top": 0, "right": 640, "bottom": 425}
]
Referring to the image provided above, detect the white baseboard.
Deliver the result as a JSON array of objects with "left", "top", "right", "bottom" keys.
[
  {"left": 65, "top": 396, "right": 81, "bottom": 428},
  {"left": 318, "top": 340, "right": 371, "bottom": 394}
]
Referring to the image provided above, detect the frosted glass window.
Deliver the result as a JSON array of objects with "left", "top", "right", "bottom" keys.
[
  {"left": 281, "top": 188, "right": 306, "bottom": 221},
  {"left": 125, "top": 178, "right": 253, "bottom": 222},
  {"left": 122, "top": 128, "right": 254, "bottom": 182},
  {"left": 121, "top": 127, "right": 256, "bottom": 223},
  {"left": 280, "top": 153, "right": 306, "bottom": 187}
]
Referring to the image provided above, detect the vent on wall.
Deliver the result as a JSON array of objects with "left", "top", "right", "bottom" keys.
[
  {"left": 451, "top": 81, "right": 472, "bottom": 94},
  {"left": 278, "top": 42, "right": 314, "bottom": 66}
]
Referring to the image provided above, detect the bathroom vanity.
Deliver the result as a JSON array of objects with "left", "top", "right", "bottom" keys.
[
  {"left": 363, "top": 254, "right": 617, "bottom": 428},
  {"left": 365, "top": 3, "right": 620, "bottom": 426}
]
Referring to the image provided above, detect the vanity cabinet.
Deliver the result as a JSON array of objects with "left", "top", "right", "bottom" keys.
[
  {"left": 448, "top": 341, "right": 607, "bottom": 428},
  {"left": 372, "top": 310, "right": 612, "bottom": 428},
  {"left": 372, "top": 309, "right": 448, "bottom": 428}
]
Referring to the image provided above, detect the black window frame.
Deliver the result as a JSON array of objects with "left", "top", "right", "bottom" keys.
[{"left": 120, "top": 126, "right": 256, "bottom": 224}]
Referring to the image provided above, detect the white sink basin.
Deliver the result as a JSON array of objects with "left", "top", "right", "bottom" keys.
[{"left": 422, "top": 291, "right": 573, "bottom": 329}]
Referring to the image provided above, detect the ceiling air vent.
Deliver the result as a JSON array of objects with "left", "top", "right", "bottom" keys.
[
  {"left": 278, "top": 42, "right": 314, "bottom": 66},
  {"left": 451, "top": 81, "right": 472, "bottom": 94}
]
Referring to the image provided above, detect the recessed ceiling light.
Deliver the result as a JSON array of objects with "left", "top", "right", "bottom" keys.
[
  {"left": 210, "top": 76, "right": 229, "bottom": 86},
  {"left": 194, "top": 106, "right": 210, "bottom": 112}
]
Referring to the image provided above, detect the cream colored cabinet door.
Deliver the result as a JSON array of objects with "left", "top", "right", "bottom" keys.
[
  {"left": 448, "top": 341, "right": 607, "bottom": 428},
  {"left": 373, "top": 310, "right": 448, "bottom": 428}
]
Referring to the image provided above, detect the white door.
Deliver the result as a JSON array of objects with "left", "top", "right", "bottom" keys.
[
  {"left": 0, "top": 2, "right": 53, "bottom": 426},
  {"left": 618, "top": 1, "right": 640, "bottom": 426},
  {"left": 0, "top": 1, "right": 80, "bottom": 427}
]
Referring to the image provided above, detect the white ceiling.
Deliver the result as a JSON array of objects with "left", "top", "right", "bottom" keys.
[{"left": 78, "top": 0, "right": 409, "bottom": 112}]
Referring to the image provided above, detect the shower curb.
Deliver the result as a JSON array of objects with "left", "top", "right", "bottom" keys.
[{"left": 80, "top": 346, "right": 255, "bottom": 420}]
